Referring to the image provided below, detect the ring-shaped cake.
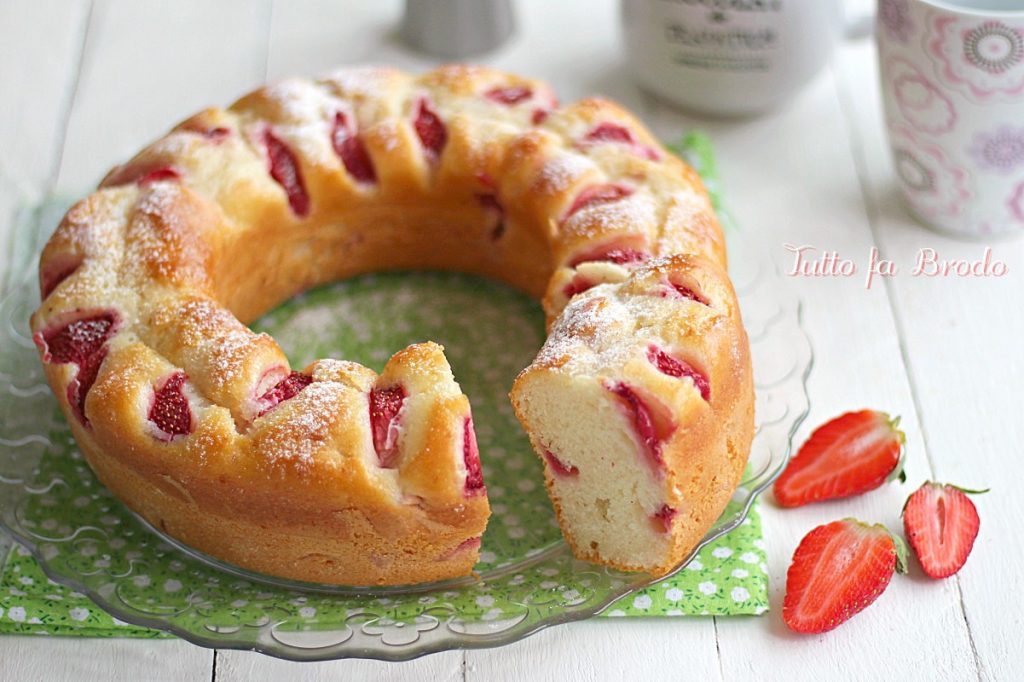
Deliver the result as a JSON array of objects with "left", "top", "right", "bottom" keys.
[{"left": 30, "top": 65, "right": 754, "bottom": 586}]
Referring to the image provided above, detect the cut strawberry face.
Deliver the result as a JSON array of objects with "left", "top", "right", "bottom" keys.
[
  {"left": 485, "top": 85, "right": 533, "bottom": 105},
  {"left": 262, "top": 128, "right": 310, "bottom": 217},
  {"left": 331, "top": 111, "right": 377, "bottom": 184},
  {"left": 34, "top": 312, "right": 119, "bottom": 425},
  {"left": 903, "top": 482, "right": 984, "bottom": 579},
  {"left": 784, "top": 519, "right": 907, "bottom": 634},
  {"left": 651, "top": 504, "right": 677, "bottom": 533},
  {"left": 645, "top": 345, "right": 710, "bottom": 401},
  {"left": 562, "top": 183, "right": 634, "bottom": 223},
  {"left": 256, "top": 371, "right": 313, "bottom": 417},
  {"left": 369, "top": 385, "right": 407, "bottom": 468},
  {"left": 543, "top": 450, "right": 579, "bottom": 478},
  {"left": 149, "top": 372, "right": 193, "bottom": 441},
  {"left": 413, "top": 98, "right": 447, "bottom": 160},
  {"left": 463, "top": 416, "right": 485, "bottom": 495},
  {"left": 531, "top": 109, "right": 549, "bottom": 125},
  {"left": 580, "top": 123, "right": 660, "bottom": 161},
  {"left": 606, "top": 381, "right": 675, "bottom": 474},
  {"left": 773, "top": 410, "right": 906, "bottom": 508}
]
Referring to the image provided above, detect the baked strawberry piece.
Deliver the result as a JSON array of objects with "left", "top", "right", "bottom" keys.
[
  {"left": 34, "top": 312, "right": 119, "bottom": 426},
  {"left": 256, "top": 371, "right": 313, "bottom": 417},
  {"left": 331, "top": 111, "right": 376, "bottom": 184},
  {"left": 148, "top": 372, "right": 193, "bottom": 440},
  {"left": 262, "top": 128, "right": 310, "bottom": 216},
  {"left": 562, "top": 183, "right": 634, "bottom": 224},
  {"left": 579, "top": 122, "right": 660, "bottom": 161},
  {"left": 413, "top": 97, "right": 447, "bottom": 160},
  {"left": 369, "top": 385, "right": 407, "bottom": 468}
]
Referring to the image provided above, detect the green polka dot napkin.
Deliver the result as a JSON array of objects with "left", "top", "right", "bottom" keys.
[{"left": 0, "top": 133, "right": 768, "bottom": 638}]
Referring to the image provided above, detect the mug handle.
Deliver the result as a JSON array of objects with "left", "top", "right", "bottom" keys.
[{"left": 844, "top": 0, "right": 875, "bottom": 40}]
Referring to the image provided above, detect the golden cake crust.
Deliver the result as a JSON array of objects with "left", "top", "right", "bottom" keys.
[
  {"left": 513, "top": 256, "right": 754, "bottom": 575},
  {"left": 31, "top": 65, "right": 753, "bottom": 584}
]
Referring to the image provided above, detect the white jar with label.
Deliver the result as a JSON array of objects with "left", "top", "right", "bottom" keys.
[{"left": 621, "top": 0, "right": 848, "bottom": 117}]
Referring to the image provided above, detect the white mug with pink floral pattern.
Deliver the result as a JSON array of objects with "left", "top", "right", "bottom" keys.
[{"left": 878, "top": 0, "right": 1024, "bottom": 238}]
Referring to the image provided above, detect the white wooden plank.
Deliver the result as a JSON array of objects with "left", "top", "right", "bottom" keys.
[
  {"left": 266, "top": 0, "right": 416, "bottom": 80},
  {"left": 465, "top": 620, "right": 721, "bottom": 682},
  {"left": 0, "top": 183, "right": 26, "bottom": 291},
  {"left": 835, "top": 39, "right": 1024, "bottom": 682},
  {"left": 55, "top": 0, "right": 272, "bottom": 193},
  {"left": 652, "top": 57, "right": 977, "bottom": 681},
  {"left": 0, "top": 0, "right": 89, "bottom": 283},
  {"left": 216, "top": 649, "right": 463, "bottom": 682},
  {"left": 0, "top": 0, "right": 90, "bottom": 191},
  {"left": 265, "top": 0, "right": 629, "bottom": 106},
  {"left": 0, "top": 1, "right": 97, "bottom": 667},
  {"left": 0, "top": 636, "right": 210, "bottom": 682}
]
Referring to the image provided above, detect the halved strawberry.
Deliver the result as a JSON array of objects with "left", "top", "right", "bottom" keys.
[
  {"left": 774, "top": 410, "right": 906, "bottom": 507},
  {"left": 784, "top": 518, "right": 907, "bottom": 634},
  {"left": 903, "top": 482, "right": 985, "bottom": 579}
]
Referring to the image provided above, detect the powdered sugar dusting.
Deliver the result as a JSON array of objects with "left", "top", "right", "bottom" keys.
[
  {"left": 131, "top": 185, "right": 191, "bottom": 272},
  {"left": 258, "top": 80, "right": 348, "bottom": 169},
  {"left": 321, "top": 67, "right": 397, "bottom": 100},
  {"left": 263, "top": 79, "right": 337, "bottom": 123},
  {"left": 537, "top": 291, "right": 636, "bottom": 372},
  {"left": 254, "top": 381, "right": 342, "bottom": 469},
  {"left": 536, "top": 153, "right": 596, "bottom": 193},
  {"left": 35, "top": 66, "right": 728, "bottom": 528},
  {"left": 536, "top": 260, "right": 710, "bottom": 380},
  {"left": 561, "top": 192, "right": 657, "bottom": 241},
  {"left": 168, "top": 298, "right": 267, "bottom": 388},
  {"left": 147, "top": 131, "right": 198, "bottom": 160}
]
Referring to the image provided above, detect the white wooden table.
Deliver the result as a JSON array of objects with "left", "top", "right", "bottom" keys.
[{"left": 1, "top": 1, "right": 1021, "bottom": 680}]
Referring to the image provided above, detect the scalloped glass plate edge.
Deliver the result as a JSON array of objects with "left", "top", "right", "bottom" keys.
[{"left": 0, "top": 205, "right": 812, "bottom": 662}]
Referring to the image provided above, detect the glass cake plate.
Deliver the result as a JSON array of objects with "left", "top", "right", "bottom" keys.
[{"left": 0, "top": 166, "right": 811, "bottom": 663}]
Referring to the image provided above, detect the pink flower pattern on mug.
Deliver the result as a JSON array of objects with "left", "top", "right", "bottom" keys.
[
  {"left": 879, "top": 0, "right": 913, "bottom": 43},
  {"left": 1009, "top": 182, "right": 1024, "bottom": 225},
  {"left": 888, "top": 56, "right": 956, "bottom": 134},
  {"left": 929, "top": 17, "right": 1024, "bottom": 99},
  {"left": 969, "top": 126, "right": 1024, "bottom": 174},
  {"left": 889, "top": 123, "right": 971, "bottom": 219}
]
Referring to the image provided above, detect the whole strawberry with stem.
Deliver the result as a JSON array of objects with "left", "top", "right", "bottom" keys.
[
  {"left": 774, "top": 410, "right": 906, "bottom": 507},
  {"left": 903, "top": 482, "right": 985, "bottom": 579},
  {"left": 784, "top": 518, "right": 908, "bottom": 634}
]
